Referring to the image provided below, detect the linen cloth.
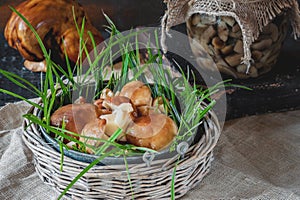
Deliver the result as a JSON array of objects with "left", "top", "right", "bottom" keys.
[{"left": 0, "top": 101, "right": 299, "bottom": 200}]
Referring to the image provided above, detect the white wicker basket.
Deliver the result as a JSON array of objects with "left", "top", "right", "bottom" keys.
[{"left": 22, "top": 98, "right": 221, "bottom": 199}]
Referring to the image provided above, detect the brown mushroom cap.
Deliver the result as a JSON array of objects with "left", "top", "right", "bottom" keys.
[
  {"left": 50, "top": 103, "right": 102, "bottom": 138},
  {"left": 126, "top": 113, "right": 178, "bottom": 150},
  {"left": 80, "top": 118, "right": 108, "bottom": 154},
  {"left": 110, "top": 96, "right": 132, "bottom": 106},
  {"left": 4, "top": 0, "right": 103, "bottom": 72},
  {"left": 102, "top": 96, "right": 138, "bottom": 118},
  {"left": 100, "top": 88, "right": 114, "bottom": 100},
  {"left": 119, "top": 81, "right": 152, "bottom": 107}
]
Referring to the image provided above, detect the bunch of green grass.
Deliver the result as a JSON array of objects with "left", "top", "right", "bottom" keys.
[{"left": 0, "top": 7, "right": 157, "bottom": 199}]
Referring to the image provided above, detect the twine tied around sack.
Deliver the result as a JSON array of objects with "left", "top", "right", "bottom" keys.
[{"left": 161, "top": 0, "right": 300, "bottom": 73}]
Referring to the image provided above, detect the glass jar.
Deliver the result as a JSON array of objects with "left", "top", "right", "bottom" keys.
[{"left": 186, "top": 13, "right": 289, "bottom": 78}]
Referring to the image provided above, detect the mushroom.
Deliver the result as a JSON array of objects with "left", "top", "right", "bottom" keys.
[
  {"left": 4, "top": 0, "right": 103, "bottom": 72},
  {"left": 74, "top": 96, "right": 87, "bottom": 104},
  {"left": 103, "top": 96, "right": 132, "bottom": 108},
  {"left": 191, "top": 14, "right": 201, "bottom": 26},
  {"left": 217, "top": 21, "right": 229, "bottom": 42},
  {"left": 50, "top": 103, "right": 102, "bottom": 139},
  {"left": 212, "top": 36, "right": 225, "bottom": 50},
  {"left": 100, "top": 88, "right": 114, "bottom": 100},
  {"left": 224, "top": 53, "right": 243, "bottom": 67},
  {"left": 251, "top": 39, "right": 273, "bottom": 51},
  {"left": 80, "top": 118, "right": 108, "bottom": 154},
  {"left": 221, "top": 16, "right": 236, "bottom": 27},
  {"left": 119, "top": 81, "right": 152, "bottom": 107},
  {"left": 200, "top": 25, "right": 216, "bottom": 44},
  {"left": 119, "top": 81, "right": 152, "bottom": 116},
  {"left": 100, "top": 96, "right": 137, "bottom": 142},
  {"left": 220, "top": 45, "right": 234, "bottom": 55},
  {"left": 126, "top": 113, "right": 178, "bottom": 151}
]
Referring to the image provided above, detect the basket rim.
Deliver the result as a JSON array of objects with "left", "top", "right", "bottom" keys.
[
  {"left": 22, "top": 97, "right": 221, "bottom": 167},
  {"left": 35, "top": 91, "right": 199, "bottom": 165}
]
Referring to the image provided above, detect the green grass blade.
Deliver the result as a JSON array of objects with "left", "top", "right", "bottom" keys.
[
  {"left": 58, "top": 129, "right": 123, "bottom": 199},
  {"left": 94, "top": 128, "right": 123, "bottom": 155},
  {"left": 0, "top": 89, "right": 42, "bottom": 110},
  {"left": 57, "top": 148, "right": 119, "bottom": 200},
  {"left": 0, "top": 69, "right": 41, "bottom": 96},
  {"left": 171, "top": 158, "right": 180, "bottom": 200},
  {"left": 23, "top": 114, "right": 86, "bottom": 146},
  {"left": 59, "top": 141, "right": 64, "bottom": 171},
  {"left": 9, "top": 7, "right": 50, "bottom": 60},
  {"left": 123, "top": 151, "right": 134, "bottom": 200}
]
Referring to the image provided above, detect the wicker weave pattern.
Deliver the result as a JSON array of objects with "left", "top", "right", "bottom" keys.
[{"left": 22, "top": 102, "right": 220, "bottom": 199}]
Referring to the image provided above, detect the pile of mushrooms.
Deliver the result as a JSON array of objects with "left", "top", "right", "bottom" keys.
[
  {"left": 187, "top": 14, "right": 288, "bottom": 78},
  {"left": 50, "top": 81, "right": 178, "bottom": 154}
]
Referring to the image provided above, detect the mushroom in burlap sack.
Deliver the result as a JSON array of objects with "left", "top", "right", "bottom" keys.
[{"left": 161, "top": 0, "right": 300, "bottom": 79}]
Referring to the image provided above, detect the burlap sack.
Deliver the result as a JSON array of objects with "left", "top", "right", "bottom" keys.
[{"left": 161, "top": 0, "right": 300, "bottom": 77}]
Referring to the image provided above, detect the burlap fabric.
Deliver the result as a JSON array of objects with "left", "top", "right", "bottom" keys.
[
  {"left": 161, "top": 0, "right": 300, "bottom": 70},
  {"left": 0, "top": 100, "right": 300, "bottom": 199}
]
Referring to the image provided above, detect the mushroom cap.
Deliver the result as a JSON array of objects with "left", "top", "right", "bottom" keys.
[
  {"left": 102, "top": 96, "right": 138, "bottom": 118},
  {"left": 4, "top": 0, "right": 103, "bottom": 72},
  {"left": 100, "top": 88, "right": 114, "bottom": 100},
  {"left": 50, "top": 103, "right": 102, "bottom": 137},
  {"left": 136, "top": 105, "right": 150, "bottom": 116},
  {"left": 126, "top": 113, "right": 178, "bottom": 150},
  {"left": 103, "top": 96, "right": 132, "bottom": 108},
  {"left": 80, "top": 118, "right": 108, "bottom": 154},
  {"left": 119, "top": 81, "right": 152, "bottom": 107}
]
